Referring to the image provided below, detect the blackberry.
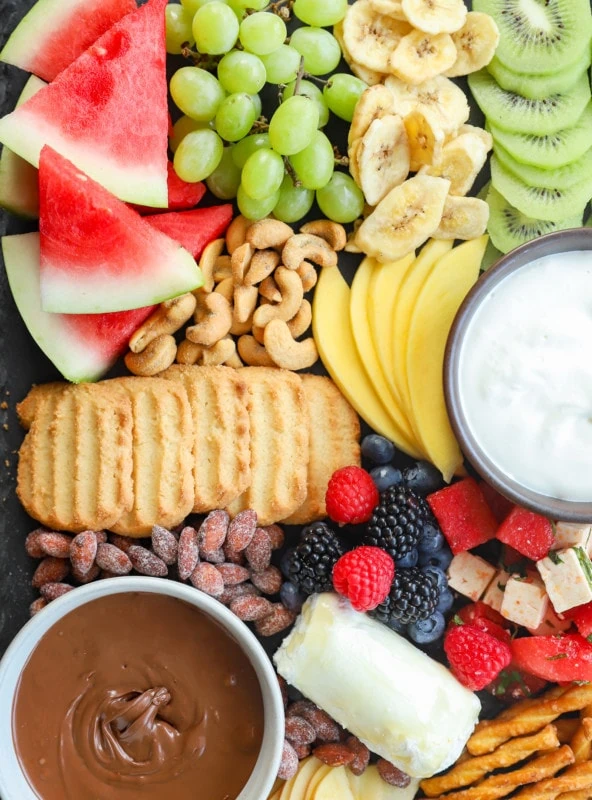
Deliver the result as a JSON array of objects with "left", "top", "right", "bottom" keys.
[
  {"left": 371, "top": 567, "right": 439, "bottom": 625},
  {"left": 285, "top": 523, "right": 346, "bottom": 595},
  {"left": 363, "top": 486, "right": 435, "bottom": 562}
]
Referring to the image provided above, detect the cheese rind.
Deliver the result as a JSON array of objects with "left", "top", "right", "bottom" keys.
[
  {"left": 501, "top": 575, "right": 549, "bottom": 629},
  {"left": 274, "top": 593, "right": 481, "bottom": 779},
  {"left": 537, "top": 547, "right": 592, "bottom": 613},
  {"left": 447, "top": 551, "right": 496, "bottom": 601}
]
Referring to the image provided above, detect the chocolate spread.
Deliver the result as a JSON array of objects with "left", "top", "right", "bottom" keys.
[{"left": 13, "top": 592, "right": 264, "bottom": 799}]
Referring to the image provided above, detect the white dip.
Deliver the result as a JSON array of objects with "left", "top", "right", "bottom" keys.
[{"left": 459, "top": 250, "right": 592, "bottom": 502}]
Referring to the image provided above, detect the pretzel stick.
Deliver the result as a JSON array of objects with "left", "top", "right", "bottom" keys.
[
  {"left": 468, "top": 686, "right": 592, "bottom": 755},
  {"left": 433, "top": 747, "right": 575, "bottom": 800},
  {"left": 555, "top": 718, "right": 581, "bottom": 745},
  {"left": 494, "top": 688, "right": 570, "bottom": 724},
  {"left": 571, "top": 717, "right": 592, "bottom": 763},
  {"left": 513, "top": 761, "right": 592, "bottom": 800},
  {"left": 420, "top": 726, "right": 561, "bottom": 797},
  {"left": 556, "top": 790, "right": 592, "bottom": 800}
]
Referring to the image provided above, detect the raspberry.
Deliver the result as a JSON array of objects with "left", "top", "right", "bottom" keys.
[
  {"left": 444, "top": 623, "right": 512, "bottom": 691},
  {"left": 332, "top": 546, "right": 395, "bottom": 612},
  {"left": 325, "top": 466, "right": 379, "bottom": 525}
]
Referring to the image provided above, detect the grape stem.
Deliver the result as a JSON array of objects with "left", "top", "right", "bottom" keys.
[
  {"left": 293, "top": 56, "right": 306, "bottom": 96},
  {"left": 302, "top": 74, "right": 329, "bottom": 87},
  {"left": 180, "top": 44, "right": 221, "bottom": 70},
  {"left": 333, "top": 146, "right": 349, "bottom": 168},
  {"left": 250, "top": 117, "right": 270, "bottom": 133},
  {"left": 284, "top": 157, "right": 302, "bottom": 188},
  {"left": 259, "top": 0, "right": 293, "bottom": 19}
]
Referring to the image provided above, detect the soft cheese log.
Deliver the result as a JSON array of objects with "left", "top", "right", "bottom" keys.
[{"left": 274, "top": 593, "right": 481, "bottom": 778}]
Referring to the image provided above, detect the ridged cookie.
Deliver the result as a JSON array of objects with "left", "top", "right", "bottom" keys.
[
  {"left": 17, "top": 383, "right": 134, "bottom": 532},
  {"left": 226, "top": 367, "right": 309, "bottom": 525},
  {"left": 159, "top": 365, "right": 251, "bottom": 512},
  {"left": 17, "top": 382, "right": 66, "bottom": 430},
  {"left": 283, "top": 375, "right": 361, "bottom": 525},
  {"left": 109, "top": 377, "right": 195, "bottom": 536}
]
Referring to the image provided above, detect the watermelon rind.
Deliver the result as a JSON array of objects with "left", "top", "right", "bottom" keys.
[
  {"left": 0, "top": 75, "right": 46, "bottom": 218},
  {"left": 0, "top": 0, "right": 136, "bottom": 82}
]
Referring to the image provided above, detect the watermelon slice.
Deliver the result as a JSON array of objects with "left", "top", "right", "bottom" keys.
[
  {"left": 0, "top": 0, "right": 136, "bottom": 82},
  {"left": 2, "top": 233, "right": 155, "bottom": 382},
  {"left": 133, "top": 163, "right": 207, "bottom": 215},
  {"left": 0, "top": 75, "right": 46, "bottom": 217},
  {"left": 39, "top": 146, "right": 202, "bottom": 313},
  {"left": 0, "top": 0, "right": 169, "bottom": 207},
  {"left": 145, "top": 205, "right": 234, "bottom": 258}
]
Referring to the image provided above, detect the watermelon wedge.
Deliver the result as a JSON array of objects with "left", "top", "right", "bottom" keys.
[
  {"left": 0, "top": 0, "right": 136, "bottom": 82},
  {"left": 0, "top": 75, "right": 46, "bottom": 217},
  {"left": 145, "top": 205, "right": 234, "bottom": 258},
  {"left": 133, "top": 163, "right": 207, "bottom": 215},
  {"left": 0, "top": 0, "right": 169, "bottom": 207},
  {"left": 39, "top": 146, "right": 202, "bottom": 314},
  {"left": 2, "top": 233, "right": 155, "bottom": 383}
]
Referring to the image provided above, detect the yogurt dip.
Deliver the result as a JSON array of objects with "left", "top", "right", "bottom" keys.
[{"left": 458, "top": 250, "right": 592, "bottom": 503}]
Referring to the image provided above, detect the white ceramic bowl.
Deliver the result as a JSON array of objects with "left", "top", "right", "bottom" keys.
[{"left": 0, "top": 577, "right": 285, "bottom": 800}]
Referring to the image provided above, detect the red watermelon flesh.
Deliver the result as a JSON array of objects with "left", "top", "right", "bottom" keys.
[
  {"left": 145, "top": 205, "right": 234, "bottom": 259},
  {"left": 39, "top": 146, "right": 202, "bottom": 314},
  {"left": 133, "top": 163, "right": 207, "bottom": 214},
  {"left": 2, "top": 232, "right": 155, "bottom": 383},
  {"left": 0, "top": 0, "right": 136, "bottom": 82},
  {"left": 0, "top": 0, "right": 169, "bottom": 207}
]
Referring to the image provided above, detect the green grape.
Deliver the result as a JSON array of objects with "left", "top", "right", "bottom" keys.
[
  {"left": 206, "top": 146, "right": 242, "bottom": 199},
  {"left": 174, "top": 129, "right": 224, "bottom": 182},
  {"left": 169, "top": 115, "right": 213, "bottom": 152},
  {"left": 239, "top": 12, "right": 287, "bottom": 56},
  {"left": 233, "top": 0, "right": 267, "bottom": 8},
  {"left": 231, "top": 133, "right": 270, "bottom": 168},
  {"left": 217, "top": 51, "right": 266, "bottom": 94},
  {"left": 259, "top": 45, "right": 301, "bottom": 84},
  {"left": 242, "top": 148, "right": 285, "bottom": 199},
  {"left": 323, "top": 73, "right": 367, "bottom": 122},
  {"left": 193, "top": 1, "right": 239, "bottom": 54},
  {"left": 269, "top": 96, "right": 319, "bottom": 155},
  {"left": 273, "top": 174, "right": 314, "bottom": 223},
  {"left": 290, "top": 131, "right": 334, "bottom": 190},
  {"left": 283, "top": 80, "right": 329, "bottom": 128},
  {"left": 215, "top": 93, "right": 258, "bottom": 142},
  {"left": 237, "top": 184, "right": 281, "bottom": 220},
  {"left": 316, "top": 172, "right": 364, "bottom": 223},
  {"left": 181, "top": 0, "right": 227, "bottom": 14},
  {"left": 250, "top": 93, "right": 262, "bottom": 118},
  {"left": 170, "top": 67, "right": 225, "bottom": 121},
  {"left": 293, "top": 0, "right": 348, "bottom": 26},
  {"left": 165, "top": 5, "right": 193, "bottom": 54},
  {"left": 289, "top": 27, "right": 341, "bottom": 76}
]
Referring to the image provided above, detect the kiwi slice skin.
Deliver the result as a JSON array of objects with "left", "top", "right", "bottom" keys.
[
  {"left": 473, "top": 0, "right": 592, "bottom": 76},
  {"left": 489, "top": 103, "right": 592, "bottom": 169},
  {"left": 491, "top": 155, "right": 591, "bottom": 222},
  {"left": 486, "top": 185, "right": 584, "bottom": 254},
  {"left": 469, "top": 70, "right": 591, "bottom": 136},
  {"left": 487, "top": 54, "right": 589, "bottom": 101},
  {"left": 494, "top": 142, "right": 592, "bottom": 190}
]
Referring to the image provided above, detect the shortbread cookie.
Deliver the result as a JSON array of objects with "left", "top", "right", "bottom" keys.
[{"left": 17, "top": 382, "right": 66, "bottom": 429}]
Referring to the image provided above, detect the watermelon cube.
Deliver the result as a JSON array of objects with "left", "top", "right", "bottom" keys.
[
  {"left": 511, "top": 634, "right": 592, "bottom": 682},
  {"left": 427, "top": 478, "right": 498, "bottom": 554},
  {"left": 497, "top": 507, "right": 554, "bottom": 562},
  {"left": 479, "top": 481, "right": 513, "bottom": 523},
  {"left": 565, "top": 602, "right": 592, "bottom": 639}
]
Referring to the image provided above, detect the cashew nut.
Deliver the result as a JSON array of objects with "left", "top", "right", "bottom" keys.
[
  {"left": 213, "top": 255, "right": 233, "bottom": 283},
  {"left": 296, "top": 261, "right": 318, "bottom": 293},
  {"left": 246, "top": 218, "right": 293, "bottom": 250},
  {"left": 176, "top": 338, "right": 204, "bottom": 365},
  {"left": 252, "top": 323, "right": 265, "bottom": 344},
  {"left": 287, "top": 299, "right": 312, "bottom": 339},
  {"left": 224, "top": 351, "right": 244, "bottom": 369},
  {"left": 186, "top": 292, "right": 232, "bottom": 346},
  {"left": 253, "top": 267, "right": 304, "bottom": 328},
  {"left": 300, "top": 220, "right": 347, "bottom": 252},
  {"left": 233, "top": 284, "right": 258, "bottom": 324},
  {"left": 282, "top": 233, "right": 338, "bottom": 271},
  {"left": 128, "top": 293, "right": 196, "bottom": 354},
  {"left": 198, "top": 239, "right": 226, "bottom": 292},
  {"left": 259, "top": 275, "right": 282, "bottom": 303},
  {"left": 226, "top": 215, "right": 252, "bottom": 254},
  {"left": 244, "top": 249, "right": 280, "bottom": 286},
  {"left": 201, "top": 336, "right": 236, "bottom": 366},
  {"left": 237, "top": 335, "right": 276, "bottom": 367},
  {"left": 263, "top": 320, "right": 318, "bottom": 371},
  {"left": 231, "top": 242, "right": 254, "bottom": 285},
  {"left": 125, "top": 334, "right": 177, "bottom": 376},
  {"left": 214, "top": 277, "right": 234, "bottom": 303}
]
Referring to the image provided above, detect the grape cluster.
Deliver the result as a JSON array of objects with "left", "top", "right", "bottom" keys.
[{"left": 165, "top": 0, "right": 367, "bottom": 224}]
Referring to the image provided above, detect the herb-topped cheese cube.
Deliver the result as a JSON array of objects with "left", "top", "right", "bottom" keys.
[
  {"left": 447, "top": 552, "right": 496, "bottom": 601},
  {"left": 537, "top": 547, "right": 592, "bottom": 613},
  {"left": 526, "top": 603, "right": 571, "bottom": 636},
  {"left": 482, "top": 568, "right": 511, "bottom": 614},
  {"left": 553, "top": 523, "right": 592, "bottom": 554},
  {"left": 501, "top": 575, "right": 549, "bottom": 629}
]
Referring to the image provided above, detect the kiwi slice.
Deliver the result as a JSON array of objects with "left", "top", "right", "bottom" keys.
[
  {"left": 494, "top": 143, "right": 592, "bottom": 190},
  {"left": 487, "top": 54, "right": 590, "bottom": 101},
  {"left": 486, "top": 186, "right": 584, "bottom": 254},
  {"left": 468, "top": 70, "right": 591, "bottom": 136},
  {"left": 491, "top": 155, "right": 591, "bottom": 221},
  {"left": 473, "top": 0, "right": 592, "bottom": 76},
  {"left": 489, "top": 102, "right": 592, "bottom": 169}
]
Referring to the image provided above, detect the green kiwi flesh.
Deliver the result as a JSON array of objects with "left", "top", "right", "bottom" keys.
[
  {"left": 486, "top": 185, "right": 584, "bottom": 253},
  {"left": 494, "top": 143, "right": 592, "bottom": 190},
  {"left": 487, "top": 54, "right": 590, "bottom": 101},
  {"left": 473, "top": 0, "right": 592, "bottom": 76},
  {"left": 468, "top": 70, "right": 591, "bottom": 136}
]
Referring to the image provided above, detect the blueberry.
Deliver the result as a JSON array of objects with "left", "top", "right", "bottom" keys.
[
  {"left": 403, "top": 461, "right": 444, "bottom": 495},
  {"left": 418, "top": 522, "right": 445, "bottom": 554},
  {"left": 436, "top": 588, "right": 454, "bottom": 614},
  {"left": 280, "top": 547, "right": 296, "bottom": 579},
  {"left": 386, "top": 617, "right": 407, "bottom": 635},
  {"left": 370, "top": 464, "right": 403, "bottom": 492},
  {"left": 419, "top": 546, "right": 453, "bottom": 572},
  {"left": 395, "top": 548, "right": 418, "bottom": 568},
  {"left": 407, "top": 611, "right": 446, "bottom": 645},
  {"left": 280, "top": 582, "right": 305, "bottom": 613},
  {"left": 421, "top": 565, "right": 448, "bottom": 594},
  {"left": 361, "top": 434, "right": 395, "bottom": 465}
]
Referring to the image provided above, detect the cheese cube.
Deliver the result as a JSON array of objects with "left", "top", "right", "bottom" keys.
[
  {"left": 537, "top": 547, "right": 592, "bottom": 613},
  {"left": 553, "top": 523, "right": 592, "bottom": 554},
  {"left": 501, "top": 576, "right": 549, "bottom": 629},
  {"left": 482, "top": 569, "right": 511, "bottom": 614},
  {"left": 527, "top": 603, "right": 571, "bottom": 636},
  {"left": 447, "top": 552, "right": 496, "bottom": 601}
]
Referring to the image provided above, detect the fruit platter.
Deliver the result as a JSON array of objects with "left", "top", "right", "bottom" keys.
[{"left": 1, "top": 0, "right": 592, "bottom": 797}]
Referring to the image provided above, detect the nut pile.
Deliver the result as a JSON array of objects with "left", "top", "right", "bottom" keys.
[
  {"left": 124, "top": 216, "right": 347, "bottom": 376},
  {"left": 25, "top": 511, "right": 297, "bottom": 637}
]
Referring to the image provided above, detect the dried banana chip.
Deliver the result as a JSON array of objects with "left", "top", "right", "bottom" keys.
[
  {"left": 343, "top": 0, "right": 411, "bottom": 73},
  {"left": 390, "top": 30, "right": 457, "bottom": 84},
  {"left": 444, "top": 12, "right": 500, "bottom": 77},
  {"left": 369, "top": 0, "right": 406, "bottom": 19},
  {"left": 401, "top": 0, "right": 467, "bottom": 35},
  {"left": 385, "top": 74, "right": 470, "bottom": 135},
  {"left": 434, "top": 195, "right": 489, "bottom": 240},
  {"left": 334, "top": 20, "right": 386, "bottom": 86},
  {"left": 420, "top": 130, "right": 490, "bottom": 195},
  {"left": 349, "top": 84, "right": 395, "bottom": 145},
  {"left": 404, "top": 108, "right": 445, "bottom": 170},
  {"left": 358, "top": 115, "right": 410, "bottom": 206}
]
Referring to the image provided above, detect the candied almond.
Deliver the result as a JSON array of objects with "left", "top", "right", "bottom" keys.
[
  {"left": 216, "top": 563, "right": 250, "bottom": 586},
  {"left": 25, "top": 528, "right": 50, "bottom": 558},
  {"left": 109, "top": 534, "right": 135, "bottom": 553},
  {"left": 219, "top": 582, "right": 260, "bottom": 605},
  {"left": 95, "top": 531, "right": 108, "bottom": 544},
  {"left": 245, "top": 528, "right": 272, "bottom": 573},
  {"left": 278, "top": 740, "right": 299, "bottom": 781},
  {"left": 296, "top": 704, "right": 341, "bottom": 743},
  {"left": 287, "top": 699, "right": 317, "bottom": 719},
  {"left": 226, "top": 510, "right": 257, "bottom": 552},
  {"left": 223, "top": 542, "right": 246, "bottom": 565},
  {"left": 199, "top": 510, "right": 230, "bottom": 555},
  {"left": 96, "top": 543, "right": 133, "bottom": 575},
  {"left": 151, "top": 525, "right": 179, "bottom": 565},
  {"left": 190, "top": 562, "right": 224, "bottom": 597},
  {"left": 285, "top": 716, "right": 316, "bottom": 747},
  {"left": 177, "top": 526, "right": 200, "bottom": 581},
  {"left": 230, "top": 595, "right": 274, "bottom": 622},
  {"left": 73, "top": 563, "right": 101, "bottom": 584},
  {"left": 254, "top": 604, "right": 295, "bottom": 637},
  {"left": 277, "top": 674, "right": 289, "bottom": 709},
  {"left": 29, "top": 597, "right": 47, "bottom": 616},
  {"left": 377, "top": 760, "right": 411, "bottom": 788},
  {"left": 36, "top": 531, "right": 73, "bottom": 559},
  {"left": 32, "top": 556, "right": 70, "bottom": 588},
  {"left": 250, "top": 565, "right": 282, "bottom": 595},
  {"left": 128, "top": 545, "right": 168, "bottom": 578},
  {"left": 202, "top": 547, "right": 225, "bottom": 564},
  {"left": 40, "top": 582, "right": 74, "bottom": 601},
  {"left": 69, "top": 531, "right": 97, "bottom": 577},
  {"left": 313, "top": 743, "right": 356, "bottom": 767},
  {"left": 346, "top": 736, "right": 370, "bottom": 776},
  {"left": 262, "top": 524, "right": 284, "bottom": 550}
]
